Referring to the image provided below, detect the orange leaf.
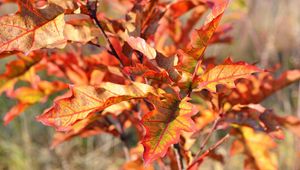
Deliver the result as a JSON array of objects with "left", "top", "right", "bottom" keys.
[
  {"left": 275, "top": 115, "right": 300, "bottom": 138},
  {"left": 196, "top": 58, "right": 261, "bottom": 92},
  {"left": 122, "top": 157, "right": 154, "bottom": 170},
  {"left": 0, "top": 52, "right": 42, "bottom": 94},
  {"left": 123, "top": 63, "right": 151, "bottom": 76},
  {"left": 143, "top": 70, "right": 172, "bottom": 83},
  {"left": 240, "top": 126, "right": 277, "bottom": 170},
  {"left": 3, "top": 102, "right": 28, "bottom": 125},
  {"left": 3, "top": 80, "right": 67, "bottom": 124},
  {"left": 0, "top": 0, "right": 65, "bottom": 54},
  {"left": 51, "top": 114, "right": 119, "bottom": 148},
  {"left": 37, "top": 82, "right": 157, "bottom": 131},
  {"left": 64, "top": 17, "right": 100, "bottom": 43},
  {"left": 228, "top": 69, "right": 300, "bottom": 105},
  {"left": 141, "top": 95, "right": 195, "bottom": 164},
  {"left": 168, "top": 0, "right": 204, "bottom": 19},
  {"left": 13, "top": 87, "right": 45, "bottom": 104}
]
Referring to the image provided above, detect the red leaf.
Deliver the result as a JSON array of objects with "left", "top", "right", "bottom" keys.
[
  {"left": 3, "top": 103, "right": 28, "bottom": 125},
  {"left": 168, "top": 0, "right": 205, "bottom": 19}
]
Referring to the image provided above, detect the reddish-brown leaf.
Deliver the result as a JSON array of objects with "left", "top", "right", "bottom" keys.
[
  {"left": 156, "top": 52, "right": 181, "bottom": 82},
  {"left": 0, "top": 0, "right": 66, "bottom": 53},
  {"left": 123, "top": 63, "right": 151, "bottom": 76},
  {"left": 228, "top": 69, "right": 300, "bottom": 105}
]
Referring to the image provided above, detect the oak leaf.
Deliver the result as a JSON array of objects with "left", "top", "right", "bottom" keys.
[
  {"left": 122, "top": 158, "right": 154, "bottom": 170},
  {"left": 195, "top": 58, "right": 261, "bottom": 92},
  {"left": 36, "top": 82, "right": 157, "bottom": 131},
  {"left": 156, "top": 52, "right": 181, "bottom": 82},
  {"left": 187, "top": 0, "right": 229, "bottom": 60},
  {"left": 141, "top": 95, "right": 195, "bottom": 164},
  {"left": 0, "top": 0, "right": 66, "bottom": 54}
]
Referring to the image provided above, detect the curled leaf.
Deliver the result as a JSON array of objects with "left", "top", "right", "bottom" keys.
[{"left": 126, "top": 36, "right": 156, "bottom": 60}]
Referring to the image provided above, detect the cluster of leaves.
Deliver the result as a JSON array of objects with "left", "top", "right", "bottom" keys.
[{"left": 0, "top": 0, "right": 300, "bottom": 169}]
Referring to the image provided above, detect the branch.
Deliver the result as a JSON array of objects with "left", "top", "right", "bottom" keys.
[
  {"left": 194, "top": 116, "right": 221, "bottom": 158},
  {"left": 187, "top": 134, "right": 230, "bottom": 170},
  {"left": 174, "top": 143, "right": 185, "bottom": 170},
  {"left": 86, "top": 0, "right": 139, "bottom": 81},
  {"left": 87, "top": 0, "right": 124, "bottom": 67},
  {"left": 105, "top": 116, "right": 131, "bottom": 161}
]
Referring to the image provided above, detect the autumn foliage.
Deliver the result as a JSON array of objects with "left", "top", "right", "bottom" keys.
[{"left": 0, "top": 0, "right": 300, "bottom": 169}]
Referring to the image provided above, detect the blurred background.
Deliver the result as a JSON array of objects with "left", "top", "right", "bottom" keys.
[{"left": 0, "top": 0, "right": 300, "bottom": 169}]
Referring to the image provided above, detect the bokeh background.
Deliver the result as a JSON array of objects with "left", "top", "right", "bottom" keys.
[{"left": 0, "top": 0, "right": 300, "bottom": 169}]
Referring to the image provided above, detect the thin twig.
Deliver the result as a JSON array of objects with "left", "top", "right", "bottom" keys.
[
  {"left": 174, "top": 143, "right": 185, "bottom": 170},
  {"left": 87, "top": 0, "right": 138, "bottom": 81},
  {"left": 105, "top": 116, "right": 131, "bottom": 161},
  {"left": 88, "top": 41, "right": 112, "bottom": 52},
  {"left": 193, "top": 116, "right": 221, "bottom": 159},
  {"left": 187, "top": 134, "right": 230, "bottom": 170},
  {"left": 87, "top": 0, "right": 124, "bottom": 67}
]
